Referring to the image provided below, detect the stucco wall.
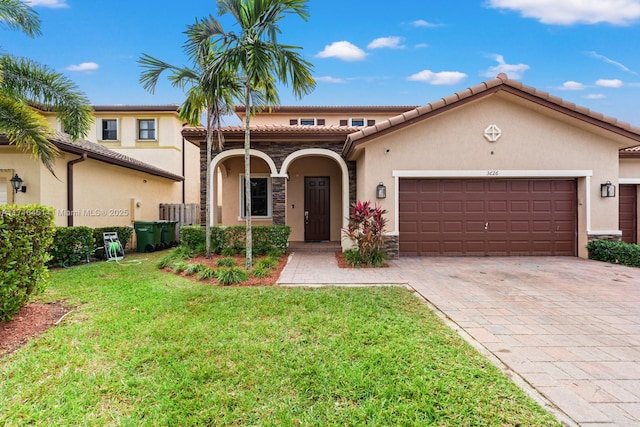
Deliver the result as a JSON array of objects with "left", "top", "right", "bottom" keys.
[
  {"left": 0, "top": 147, "right": 182, "bottom": 227},
  {"left": 620, "top": 158, "right": 640, "bottom": 179},
  {"left": 354, "top": 94, "right": 623, "bottom": 258}
]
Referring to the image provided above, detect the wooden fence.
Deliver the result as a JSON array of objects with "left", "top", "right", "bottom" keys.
[{"left": 159, "top": 204, "right": 200, "bottom": 240}]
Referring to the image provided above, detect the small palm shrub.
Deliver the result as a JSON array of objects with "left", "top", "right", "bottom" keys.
[
  {"left": 172, "top": 261, "right": 187, "bottom": 273},
  {"left": 216, "top": 267, "right": 249, "bottom": 285},
  {"left": 344, "top": 248, "right": 364, "bottom": 267},
  {"left": 256, "top": 256, "right": 278, "bottom": 269}
]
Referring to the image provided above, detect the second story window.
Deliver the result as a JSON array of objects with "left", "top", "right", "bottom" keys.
[
  {"left": 299, "top": 118, "right": 316, "bottom": 126},
  {"left": 349, "top": 118, "right": 366, "bottom": 127},
  {"left": 100, "top": 119, "right": 118, "bottom": 141},
  {"left": 138, "top": 119, "right": 156, "bottom": 140}
]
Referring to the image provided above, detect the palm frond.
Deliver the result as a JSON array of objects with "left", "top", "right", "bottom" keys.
[
  {"left": 0, "top": 55, "right": 92, "bottom": 140},
  {"left": 0, "top": 94, "right": 58, "bottom": 173},
  {"left": 0, "top": 0, "right": 41, "bottom": 38}
]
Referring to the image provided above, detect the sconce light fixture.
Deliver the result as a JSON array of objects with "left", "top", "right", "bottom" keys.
[
  {"left": 600, "top": 181, "right": 615, "bottom": 198},
  {"left": 10, "top": 173, "right": 26, "bottom": 194},
  {"left": 376, "top": 182, "right": 386, "bottom": 199}
]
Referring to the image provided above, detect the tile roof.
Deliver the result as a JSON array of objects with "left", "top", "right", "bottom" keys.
[
  {"left": 49, "top": 132, "right": 183, "bottom": 181},
  {"left": 182, "top": 124, "right": 362, "bottom": 143},
  {"left": 343, "top": 73, "right": 640, "bottom": 157},
  {"left": 234, "top": 105, "right": 419, "bottom": 114},
  {"left": 92, "top": 105, "right": 180, "bottom": 112}
]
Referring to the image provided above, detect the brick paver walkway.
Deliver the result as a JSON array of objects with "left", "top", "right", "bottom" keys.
[{"left": 278, "top": 253, "right": 640, "bottom": 426}]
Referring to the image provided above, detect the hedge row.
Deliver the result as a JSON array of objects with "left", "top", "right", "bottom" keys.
[
  {"left": 180, "top": 225, "right": 290, "bottom": 256},
  {"left": 587, "top": 239, "right": 640, "bottom": 268},
  {"left": 0, "top": 205, "right": 55, "bottom": 322},
  {"left": 49, "top": 226, "right": 134, "bottom": 267}
]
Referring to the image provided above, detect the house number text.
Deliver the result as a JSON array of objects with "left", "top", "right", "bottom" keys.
[{"left": 487, "top": 170, "right": 499, "bottom": 176}]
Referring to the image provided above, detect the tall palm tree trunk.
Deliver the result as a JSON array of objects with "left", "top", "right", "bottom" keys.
[
  {"left": 244, "top": 84, "right": 252, "bottom": 270},
  {"left": 205, "top": 109, "right": 213, "bottom": 259}
]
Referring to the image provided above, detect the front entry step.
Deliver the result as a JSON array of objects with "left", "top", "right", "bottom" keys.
[{"left": 288, "top": 241, "right": 341, "bottom": 252}]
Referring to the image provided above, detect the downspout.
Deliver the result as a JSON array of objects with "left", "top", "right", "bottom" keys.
[
  {"left": 67, "top": 153, "right": 87, "bottom": 226},
  {"left": 182, "top": 136, "right": 186, "bottom": 204}
]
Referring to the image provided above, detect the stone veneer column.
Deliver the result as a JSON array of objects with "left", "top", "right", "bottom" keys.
[{"left": 271, "top": 177, "right": 286, "bottom": 225}]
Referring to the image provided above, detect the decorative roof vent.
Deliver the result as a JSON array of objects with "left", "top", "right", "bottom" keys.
[{"left": 484, "top": 124, "right": 502, "bottom": 142}]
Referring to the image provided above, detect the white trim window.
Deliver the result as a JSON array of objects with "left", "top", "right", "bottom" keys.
[
  {"left": 349, "top": 117, "right": 366, "bottom": 127},
  {"left": 97, "top": 118, "right": 119, "bottom": 141},
  {"left": 0, "top": 178, "right": 7, "bottom": 205},
  {"left": 299, "top": 118, "right": 316, "bottom": 126},
  {"left": 239, "top": 174, "right": 271, "bottom": 218},
  {"left": 137, "top": 118, "right": 157, "bottom": 140}
]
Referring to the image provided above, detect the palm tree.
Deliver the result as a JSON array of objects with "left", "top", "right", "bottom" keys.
[
  {"left": 139, "top": 34, "right": 244, "bottom": 258},
  {"left": 189, "top": 0, "right": 316, "bottom": 270},
  {"left": 0, "top": 0, "right": 92, "bottom": 173}
]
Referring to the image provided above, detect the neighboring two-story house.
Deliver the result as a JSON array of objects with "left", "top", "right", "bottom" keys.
[
  {"left": 1, "top": 105, "right": 198, "bottom": 228},
  {"left": 183, "top": 74, "right": 640, "bottom": 259}
]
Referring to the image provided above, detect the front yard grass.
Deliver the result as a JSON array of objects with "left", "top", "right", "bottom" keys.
[{"left": 0, "top": 252, "right": 560, "bottom": 426}]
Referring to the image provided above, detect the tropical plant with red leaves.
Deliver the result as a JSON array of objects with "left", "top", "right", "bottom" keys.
[{"left": 345, "top": 200, "right": 388, "bottom": 267}]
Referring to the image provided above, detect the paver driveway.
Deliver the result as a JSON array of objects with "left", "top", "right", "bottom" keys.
[
  {"left": 279, "top": 254, "right": 640, "bottom": 426},
  {"left": 394, "top": 257, "right": 640, "bottom": 427}
]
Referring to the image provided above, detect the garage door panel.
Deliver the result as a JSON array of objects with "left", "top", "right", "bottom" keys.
[{"left": 399, "top": 178, "right": 577, "bottom": 256}]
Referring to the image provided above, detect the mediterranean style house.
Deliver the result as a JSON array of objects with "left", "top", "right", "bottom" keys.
[
  {"left": 1, "top": 105, "right": 199, "bottom": 228},
  {"left": 183, "top": 74, "right": 640, "bottom": 259}
]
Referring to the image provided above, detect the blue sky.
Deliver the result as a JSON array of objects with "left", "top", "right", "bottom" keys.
[{"left": 6, "top": 0, "right": 640, "bottom": 125}]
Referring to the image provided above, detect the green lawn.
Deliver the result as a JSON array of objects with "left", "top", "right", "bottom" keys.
[{"left": 0, "top": 252, "right": 560, "bottom": 426}]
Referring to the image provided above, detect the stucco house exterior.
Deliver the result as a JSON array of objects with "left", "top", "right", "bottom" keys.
[
  {"left": 1, "top": 105, "right": 196, "bottom": 228},
  {"left": 183, "top": 73, "right": 640, "bottom": 259}
]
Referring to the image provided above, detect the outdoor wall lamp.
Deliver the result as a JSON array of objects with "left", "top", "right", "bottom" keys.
[
  {"left": 10, "top": 173, "right": 26, "bottom": 194},
  {"left": 376, "top": 182, "right": 386, "bottom": 199},
  {"left": 600, "top": 181, "right": 615, "bottom": 198}
]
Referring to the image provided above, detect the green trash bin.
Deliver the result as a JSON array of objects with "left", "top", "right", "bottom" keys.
[
  {"left": 134, "top": 221, "right": 158, "bottom": 253},
  {"left": 160, "top": 221, "right": 178, "bottom": 247}
]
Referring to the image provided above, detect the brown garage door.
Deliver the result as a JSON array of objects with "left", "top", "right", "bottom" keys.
[
  {"left": 619, "top": 184, "right": 637, "bottom": 244},
  {"left": 399, "top": 179, "right": 577, "bottom": 256}
]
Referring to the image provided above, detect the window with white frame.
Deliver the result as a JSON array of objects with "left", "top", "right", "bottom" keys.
[
  {"left": 240, "top": 174, "right": 271, "bottom": 218},
  {"left": 99, "top": 118, "right": 118, "bottom": 141},
  {"left": 299, "top": 118, "right": 316, "bottom": 126},
  {"left": 137, "top": 119, "right": 157, "bottom": 140},
  {"left": 0, "top": 178, "right": 7, "bottom": 205},
  {"left": 349, "top": 117, "right": 366, "bottom": 127}
]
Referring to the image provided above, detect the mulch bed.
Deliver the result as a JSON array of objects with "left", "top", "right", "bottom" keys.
[
  {"left": 0, "top": 302, "right": 70, "bottom": 357},
  {"left": 171, "top": 253, "right": 290, "bottom": 286}
]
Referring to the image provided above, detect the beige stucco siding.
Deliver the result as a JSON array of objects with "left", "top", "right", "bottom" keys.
[
  {"left": 0, "top": 147, "right": 181, "bottom": 227},
  {"left": 217, "top": 156, "right": 274, "bottom": 226},
  {"left": 354, "top": 94, "right": 623, "bottom": 258},
  {"left": 620, "top": 158, "right": 640, "bottom": 179}
]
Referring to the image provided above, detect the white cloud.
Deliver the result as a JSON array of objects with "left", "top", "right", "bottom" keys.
[
  {"left": 411, "top": 19, "right": 443, "bottom": 28},
  {"left": 415, "top": 43, "right": 429, "bottom": 49},
  {"left": 316, "top": 41, "right": 367, "bottom": 62},
  {"left": 583, "top": 94, "right": 607, "bottom": 99},
  {"left": 316, "top": 76, "right": 346, "bottom": 84},
  {"left": 560, "top": 81, "right": 585, "bottom": 91},
  {"left": 367, "top": 36, "right": 405, "bottom": 50},
  {"left": 482, "top": 54, "right": 530, "bottom": 79},
  {"left": 66, "top": 62, "right": 99, "bottom": 72},
  {"left": 586, "top": 51, "right": 636, "bottom": 74},
  {"left": 596, "top": 78, "right": 624, "bottom": 88},
  {"left": 486, "top": 0, "right": 640, "bottom": 25},
  {"left": 407, "top": 70, "right": 467, "bottom": 85},
  {"left": 26, "top": 0, "right": 69, "bottom": 8}
]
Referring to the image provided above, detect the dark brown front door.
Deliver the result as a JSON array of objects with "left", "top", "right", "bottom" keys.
[
  {"left": 619, "top": 185, "right": 637, "bottom": 244},
  {"left": 304, "top": 177, "right": 330, "bottom": 241},
  {"left": 399, "top": 178, "right": 577, "bottom": 256}
]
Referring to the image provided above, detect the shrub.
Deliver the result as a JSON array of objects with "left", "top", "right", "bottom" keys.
[
  {"left": 216, "top": 267, "right": 249, "bottom": 285},
  {"left": 0, "top": 205, "right": 55, "bottom": 321},
  {"left": 256, "top": 256, "right": 278, "bottom": 270},
  {"left": 345, "top": 201, "right": 388, "bottom": 267},
  {"left": 196, "top": 267, "right": 217, "bottom": 281},
  {"left": 185, "top": 263, "right": 206, "bottom": 276},
  {"left": 172, "top": 261, "right": 187, "bottom": 273},
  {"left": 587, "top": 240, "right": 640, "bottom": 268},
  {"left": 156, "top": 246, "right": 193, "bottom": 269},
  {"left": 179, "top": 225, "right": 290, "bottom": 256},
  {"left": 252, "top": 265, "right": 270, "bottom": 278},
  {"left": 49, "top": 226, "right": 94, "bottom": 267},
  {"left": 216, "top": 257, "right": 236, "bottom": 267},
  {"left": 344, "top": 248, "right": 364, "bottom": 267}
]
